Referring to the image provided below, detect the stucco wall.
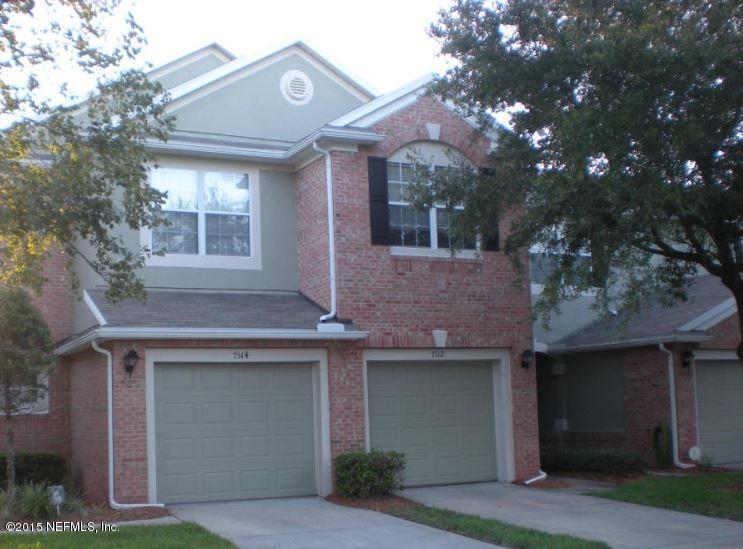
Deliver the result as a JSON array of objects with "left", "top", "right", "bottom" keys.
[
  {"left": 73, "top": 163, "right": 300, "bottom": 333},
  {"left": 171, "top": 53, "right": 365, "bottom": 143}
]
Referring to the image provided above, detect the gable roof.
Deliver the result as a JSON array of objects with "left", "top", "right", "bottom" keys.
[
  {"left": 550, "top": 275, "right": 736, "bottom": 353},
  {"left": 330, "top": 73, "right": 435, "bottom": 127},
  {"left": 166, "top": 41, "right": 376, "bottom": 109}
]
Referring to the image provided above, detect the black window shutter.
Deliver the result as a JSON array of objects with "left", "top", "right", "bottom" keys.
[
  {"left": 368, "top": 156, "right": 390, "bottom": 245},
  {"left": 482, "top": 217, "right": 500, "bottom": 251},
  {"left": 479, "top": 167, "right": 499, "bottom": 251}
]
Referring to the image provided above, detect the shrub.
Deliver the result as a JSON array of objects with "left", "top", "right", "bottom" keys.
[
  {"left": 335, "top": 450, "right": 405, "bottom": 498},
  {"left": 653, "top": 424, "right": 672, "bottom": 466},
  {"left": 0, "top": 452, "right": 65, "bottom": 488},
  {"left": 16, "top": 483, "right": 53, "bottom": 520},
  {"left": 541, "top": 447, "right": 646, "bottom": 476}
]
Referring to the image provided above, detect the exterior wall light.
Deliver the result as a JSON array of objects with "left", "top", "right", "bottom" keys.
[
  {"left": 682, "top": 350, "right": 695, "bottom": 369},
  {"left": 521, "top": 349, "right": 533, "bottom": 369},
  {"left": 124, "top": 350, "right": 140, "bottom": 378}
]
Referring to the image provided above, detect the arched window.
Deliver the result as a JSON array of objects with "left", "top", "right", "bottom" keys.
[{"left": 387, "top": 142, "right": 476, "bottom": 250}]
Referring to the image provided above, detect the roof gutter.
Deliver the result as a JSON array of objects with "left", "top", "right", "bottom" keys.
[
  {"left": 91, "top": 340, "right": 165, "bottom": 509},
  {"left": 55, "top": 327, "right": 368, "bottom": 356},
  {"left": 313, "top": 142, "right": 338, "bottom": 324},
  {"left": 143, "top": 126, "right": 384, "bottom": 164},
  {"left": 548, "top": 333, "right": 711, "bottom": 354}
]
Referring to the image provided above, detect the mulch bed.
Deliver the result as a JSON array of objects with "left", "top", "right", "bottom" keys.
[
  {"left": 63, "top": 505, "right": 171, "bottom": 523},
  {"left": 523, "top": 478, "right": 573, "bottom": 489},
  {"left": 720, "top": 483, "right": 743, "bottom": 494},
  {"left": 326, "top": 494, "right": 419, "bottom": 513},
  {"left": 541, "top": 471, "right": 641, "bottom": 485}
]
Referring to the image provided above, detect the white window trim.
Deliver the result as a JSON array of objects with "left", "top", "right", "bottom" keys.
[
  {"left": 390, "top": 246, "right": 479, "bottom": 259},
  {"left": 387, "top": 160, "right": 480, "bottom": 258},
  {"left": 140, "top": 165, "right": 262, "bottom": 270}
]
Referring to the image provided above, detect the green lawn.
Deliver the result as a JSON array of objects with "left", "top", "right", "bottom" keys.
[
  {"left": 598, "top": 472, "right": 743, "bottom": 522},
  {"left": 387, "top": 505, "right": 609, "bottom": 549},
  {"left": 0, "top": 522, "right": 233, "bottom": 548}
]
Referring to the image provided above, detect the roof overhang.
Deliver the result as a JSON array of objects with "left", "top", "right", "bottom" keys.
[
  {"left": 547, "top": 332, "right": 712, "bottom": 355},
  {"left": 677, "top": 297, "right": 737, "bottom": 331},
  {"left": 55, "top": 326, "right": 368, "bottom": 356},
  {"left": 144, "top": 125, "right": 384, "bottom": 165}
]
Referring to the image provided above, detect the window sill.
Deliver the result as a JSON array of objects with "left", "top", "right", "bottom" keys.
[
  {"left": 145, "top": 253, "right": 261, "bottom": 270},
  {"left": 389, "top": 246, "right": 480, "bottom": 260}
]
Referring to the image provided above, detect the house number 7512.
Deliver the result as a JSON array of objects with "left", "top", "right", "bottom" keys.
[
  {"left": 431, "top": 350, "right": 445, "bottom": 359},
  {"left": 233, "top": 351, "right": 250, "bottom": 360}
]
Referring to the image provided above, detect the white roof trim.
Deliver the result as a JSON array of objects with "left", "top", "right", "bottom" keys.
[
  {"left": 330, "top": 73, "right": 435, "bottom": 127},
  {"left": 694, "top": 350, "right": 740, "bottom": 361},
  {"left": 548, "top": 333, "right": 712, "bottom": 354},
  {"left": 144, "top": 125, "right": 384, "bottom": 163},
  {"left": 55, "top": 326, "right": 368, "bottom": 356},
  {"left": 678, "top": 297, "right": 737, "bottom": 332},
  {"left": 165, "top": 41, "right": 375, "bottom": 113},
  {"left": 147, "top": 43, "right": 235, "bottom": 82},
  {"left": 83, "top": 290, "right": 107, "bottom": 326}
]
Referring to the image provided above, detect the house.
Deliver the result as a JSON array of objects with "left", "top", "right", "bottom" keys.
[
  {"left": 535, "top": 272, "right": 742, "bottom": 467},
  {"left": 5, "top": 42, "right": 540, "bottom": 504}
]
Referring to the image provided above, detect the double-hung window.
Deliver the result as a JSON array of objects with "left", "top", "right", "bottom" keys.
[
  {"left": 387, "top": 161, "right": 476, "bottom": 252},
  {"left": 145, "top": 166, "right": 260, "bottom": 269}
]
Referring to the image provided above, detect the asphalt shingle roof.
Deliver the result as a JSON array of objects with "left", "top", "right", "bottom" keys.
[
  {"left": 552, "top": 275, "right": 734, "bottom": 350},
  {"left": 87, "top": 289, "right": 329, "bottom": 330}
]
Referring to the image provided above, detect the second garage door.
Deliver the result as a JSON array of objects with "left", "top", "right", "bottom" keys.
[
  {"left": 696, "top": 359, "right": 743, "bottom": 465},
  {"left": 368, "top": 361, "right": 497, "bottom": 486},
  {"left": 155, "top": 362, "right": 316, "bottom": 503}
]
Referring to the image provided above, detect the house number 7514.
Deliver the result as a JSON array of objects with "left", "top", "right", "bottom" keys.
[{"left": 233, "top": 351, "right": 250, "bottom": 360}]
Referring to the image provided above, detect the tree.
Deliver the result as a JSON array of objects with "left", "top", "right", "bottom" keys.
[
  {"left": 0, "top": 286, "right": 54, "bottom": 504},
  {"left": 420, "top": 0, "right": 743, "bottom": 356},
  {"left": 0, "top": 0, "right": 174, "bottom": 302}
]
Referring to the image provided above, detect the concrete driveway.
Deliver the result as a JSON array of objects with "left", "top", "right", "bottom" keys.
[
  {"left": 170, "top": 496, "right": 494, "bottom": 548},
  {"left": 404, "top": 482, "right": 743, "bottom": 549}
]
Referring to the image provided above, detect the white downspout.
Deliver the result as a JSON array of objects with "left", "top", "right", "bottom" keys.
[
  {"left": 658, "top": 343, "right": 695, "bottom": 469},
  {"left": 91, "top": 340, "right": 165, "bottom": 509},
  {"left": 313, "top": 142, "right": 337, "bottom": 323}
]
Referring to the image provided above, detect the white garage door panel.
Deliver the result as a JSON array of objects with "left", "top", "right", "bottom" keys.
[
  {"left": 368, "top": 361, "right": 497, "bottom": 487},
  {"left": 155, "top": 362, "right": 316, "bottom": 503},
  {"left": 696, "top": 359, "right": 743, "bottom": 464}
]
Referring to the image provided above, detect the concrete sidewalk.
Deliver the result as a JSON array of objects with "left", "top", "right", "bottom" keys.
[
  {"left": 404, "top": 482, "right": 743, "bottom": 548},
  {"left": 171, "top": 496, "right": 495, "bottom": 548}
]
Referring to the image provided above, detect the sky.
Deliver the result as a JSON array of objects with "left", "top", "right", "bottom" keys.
[{"left": 132, "top": 0, "right": 455, "bottom": 95}]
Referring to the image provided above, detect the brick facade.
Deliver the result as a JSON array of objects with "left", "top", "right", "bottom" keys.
[
  {"left": 701, "top": 313, "right": 740, "bottom": 350},
  {"left": 0, "top": 252, "right": 73, "bottom": 461},
  {"left": 303, "top": 96, "right": 538, "bottom": 479},
  {"left": 67, "top": 350, "right": 108, "bottom": 503}
]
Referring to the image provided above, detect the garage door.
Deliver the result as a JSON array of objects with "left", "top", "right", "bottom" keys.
[
  {"left": 696, "top": 359, "right": 743, "bottom": 464},
  {"left": 368, "top": 361, "right": 497, "bottom": 486},
  {"left": 155, "top": 362, "right": 316, "bottom": 503}
]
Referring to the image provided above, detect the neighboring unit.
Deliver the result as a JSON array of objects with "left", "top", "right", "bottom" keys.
[{"left": 535, "top": 273, "right": 742, "bottom": 467}]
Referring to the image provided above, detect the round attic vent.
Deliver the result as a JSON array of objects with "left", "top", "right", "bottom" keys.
[{"left": 280, "top": 70, "right": 313, "bottom": 105}]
